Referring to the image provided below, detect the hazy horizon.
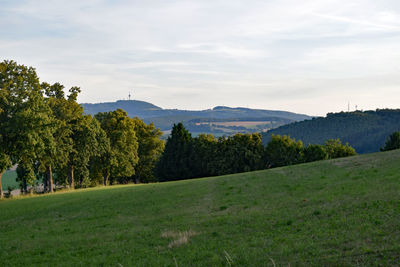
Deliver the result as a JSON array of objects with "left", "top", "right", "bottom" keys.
[
  {"left": 80, "top": 98, "right": 391, "bottom": 117},
  {"left": 2, "top": 0, "right": 400, "bottom": 116}
]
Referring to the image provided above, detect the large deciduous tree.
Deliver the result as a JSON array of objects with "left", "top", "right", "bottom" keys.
[
  {"left": 0, "top": 60, "right": 55, "bottom": 193},
  {"left": 70, "top": 115, "right": 109, "bottom": 188},
  {"left": 44, "top": 82, "right": 105, "bottom": 189},
  {"left": 42, "top": 82, "right": 74, "bottom": 190},
  {"left": 94, "top": 109, "right": 138, "bottom": 185},
  {"left": 131, "top": 118, "right": 164, "bottom": 183}
]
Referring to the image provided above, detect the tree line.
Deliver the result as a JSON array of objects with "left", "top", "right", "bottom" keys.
[
  {"left": 155, "top": 123, "right": 357, "bottom": 181},
  {"left": 0, "top": 60, "right": 164, "bottom": 198}
]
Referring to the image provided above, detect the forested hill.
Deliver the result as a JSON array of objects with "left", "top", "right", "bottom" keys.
[
  {"left": 81, "top": 100, "right": 163, "bottom": 118},
  {"left": 81, "top": 100, "right": 311, "bottom": 134},
  {"left": 262, "top": 109, "right": 400, "bottom": 154}
]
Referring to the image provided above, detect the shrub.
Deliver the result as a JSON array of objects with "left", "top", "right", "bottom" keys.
[
  {"left": 324, "top": 139, "right": 356, "bottom": 159},
  {"left": 304, "top": 144, "right": 328, "bottom": 162}
]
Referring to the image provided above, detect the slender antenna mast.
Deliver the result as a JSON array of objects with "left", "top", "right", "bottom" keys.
[{"left": 348, "top": 101, "right": 350, "bottom": 112}]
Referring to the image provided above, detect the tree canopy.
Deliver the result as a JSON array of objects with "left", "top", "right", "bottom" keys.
[
  {"left": 1, "top": 60, "right": 164, "bottom": 195},
  {"left": 94, "top": 109, "right": 139, "bottom": 185}
]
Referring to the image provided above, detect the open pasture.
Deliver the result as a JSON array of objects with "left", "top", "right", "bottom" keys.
[{"left": 0, "top": 150, "right": 399, "bottom": 266}]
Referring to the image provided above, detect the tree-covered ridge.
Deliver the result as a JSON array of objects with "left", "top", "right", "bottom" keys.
[
  {"left": 262, "top": 110, "right": 400, "bottom": 154},
  {"left": 81, "top": 100, "right": 311, "bottom": 134}
]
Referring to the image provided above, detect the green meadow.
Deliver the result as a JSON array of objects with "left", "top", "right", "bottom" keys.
[{"left": 1, "top": 150, "right": 399, "bottom": 266}]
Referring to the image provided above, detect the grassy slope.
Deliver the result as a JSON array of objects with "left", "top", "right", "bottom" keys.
[
  {"left": 1, "top": 151, "right": 399, "bottom": 266},
  {"left": 1, "top": 170, "right": 18, "bottom": 190}
]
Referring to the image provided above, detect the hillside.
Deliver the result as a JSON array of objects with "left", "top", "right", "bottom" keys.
[
  {"left": 81, "top": 100, "right": 311, "bottom": 135},
  {"left": 1, "top": 150, "right": 399, "bottom": 265},
  {"left": 262, "top": 109, "right": 400, "bottom": 154}
]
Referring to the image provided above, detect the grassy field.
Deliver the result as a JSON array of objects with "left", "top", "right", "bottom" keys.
[
  {"left": 0, "top": 151, "right": 399, "bottom": 266},
  {"left": 1, "top": 170, "right": 18, "bottom": 190}
]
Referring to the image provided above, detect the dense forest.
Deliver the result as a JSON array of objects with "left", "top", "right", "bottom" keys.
[{"left": 262, "top": 110, "right": 400, "bottom": 154}]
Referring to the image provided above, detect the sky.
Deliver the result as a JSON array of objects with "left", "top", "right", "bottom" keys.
[{"left": 1, "top": 0, "right": 400, "bottom": 116}]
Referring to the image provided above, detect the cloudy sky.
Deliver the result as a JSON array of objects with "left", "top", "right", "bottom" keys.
[{"left": 1, "top": 0, "right": 400, "bottom": 115}]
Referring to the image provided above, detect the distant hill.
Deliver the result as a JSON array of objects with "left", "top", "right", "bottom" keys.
[
  {"left": 262, "top": 109, "right": 400, "bottom": 154},
  {"left": 81, "top": 100, "right": 311, "bottom": 135},
  {"left": 81, "top": 100, "right": 163, "bottom": 118}
]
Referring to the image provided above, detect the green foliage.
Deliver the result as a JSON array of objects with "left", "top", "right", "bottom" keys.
[
  {"left": 324, "top": 139, "right": 357, "bottom": 159},
  {"left": 190, "top": 133, "right": 218, "bottom": 177},
  {"left": 155, "top": 123, "right": 193, "bottom": 181},
  {"left": 156, "top": 124, "right": 266, "bottom": 181},
  {"left": 130, "top": 118, "right": 164, "bottom": 183},
  {"left": 304, "top": 144, "right": 328, "bottom": 162},
  {"left": 264, "top": 135, "right": 304, "bottom": 167},
  {"left": 69, "top": 115, "right": 108, "bottom": 188},
  {"left": 209, "top": 133, "right": 266, "bottom": 175},
  {"left": 16, "top": 162, "right": 36, "bottom": 193},
  {"left": 1, "top": 60, "right": 164, "bottom": 192},
  {"left": 156, "top": 125, "right": 358, "bottom": 182},
  {"left": 94, "top": 109, "right": 139, "bottom": 185},
  {"left": 1, "top": 150, "right": 399, "bottom": 265},
  {"left": 381, "top": 131, "right": 400, "bottom": 151},
  {"left": 41, "top": 80, "right": 111, "bottom": 189},
  {"left": 0, "top": 60, "right": 56, "bottom": 192}
]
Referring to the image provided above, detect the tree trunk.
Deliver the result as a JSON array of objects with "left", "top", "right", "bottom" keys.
[
  {"left": 103, "top": 169, "right": 110, "bottom": 186},
  {"left": 0, "top": 171, "right": 3, "bottom": 199},
  {"left": 47, "top": 165, "right": 53, "bottom": 193},
  {"left": 22, "top": 178, "right": 28, "bottom": 194},
  {"left": 68, "top": 165, "right": 75, "bottom": 189}
]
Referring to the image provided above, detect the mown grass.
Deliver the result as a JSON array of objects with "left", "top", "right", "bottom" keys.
[
  {"left": 1, "top": 170, "right": 18, "bottom": 190},
  {"left": 1, "top": 150, "right": 400, "bottom": 266}
]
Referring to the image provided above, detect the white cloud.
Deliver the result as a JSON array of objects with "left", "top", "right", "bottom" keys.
[{"left": 1, "top": 0, "right": 400, "bottom": 116}]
